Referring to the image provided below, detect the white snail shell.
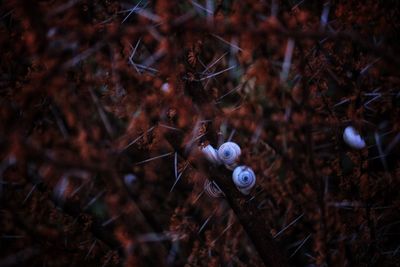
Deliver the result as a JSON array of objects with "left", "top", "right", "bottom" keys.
[
  {"left": 343, "top": 126, "right": 366, "bottom": 150},
  {"left": 232, "top": 165, "right": 256, "bottom": 195},
  {"left": 201, "top": 145, "right": 221, "bottom": 165},
  {"left": 217, "top": 142, "right": 241, "bottom": 166},
  {"left": 204, "top": 179, "right": 224, "bottom": 198}
]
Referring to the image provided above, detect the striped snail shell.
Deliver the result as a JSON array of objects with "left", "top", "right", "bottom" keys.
[
  {"left": 217, "top": 142, "right": 241, "bottom": 168},
  {"left": 201, "top": 145, "right": 221, "bottom": 165},
  {"left": 204, "top": 179, "right": 224, "bottom": 198},
  {"left": 232, "top": 165, "right": 256, "bottom": 195},
  {"left": 343, "top": 126, "right": 366, "bottom": 150}
]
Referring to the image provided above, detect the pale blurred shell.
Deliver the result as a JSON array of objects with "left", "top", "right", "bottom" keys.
[{"left": 343, "top": 126, "right": 366, "bottom": 150}]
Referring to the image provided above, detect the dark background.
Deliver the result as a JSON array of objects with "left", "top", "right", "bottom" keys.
[{"left": 0, "top": 0, "right": 399, "bottom": 266}]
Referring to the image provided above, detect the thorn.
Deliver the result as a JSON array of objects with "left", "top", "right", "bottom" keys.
[
  {"left": 374, "top": 132, "right": 389, "bottom": 171},
  {"left": 173, "top": 11, "right": 196, "bottom": 26},
  {"left": 50, "top": 105, "right": 69, "bottom": 138},
  {"left": 198, "top": 212, "right": 214, "bottom": 234},
  {"left": 200, "top": 65, "right": 237, "bottom": 81},
  {"left": 280, "top": 39, "right": 295, "bottom": 82},
  {"left": 137, "top": 232, "right": 174, "bottom": 242},
  {"left": 304, "top": 253, "right": 316, "bottom": 260},
  {"left": 227, "top": 129, "right": 236, "bottom": 142},
  {"left": 274, "top": 213, "right": 304, "bottom": 239},
  {"left": 206, "top": 0, "right": 215, "bottom": 19},
  {"left": 89, "top": 88, "right": 114, "bottom": 137},
  {"left": 133, "top": 6, "right": 161, "bottom": 22},
  {"left": 201, "top": 52, "right": 228, "bottom": 75},
  {"left": 364, "top": 92, "right": 382, "bottom": 111},
  {"left": 158, "top": 123, "right": 181, "bottom": 131},
  {"left": 184, "top": 119, "right": 202, "bottom": 153},
  {"left": 102, "top": 214, "right": 121, "bottom": 227},
  {"left": 290, "top": 234, "right": 311, "bottom": 258},
  {"left": 141, "top": 50, "right": 165, "bottom": 70},
  {"left": 313, "top": 143, "right": 333, "bottom": 150},
  {"left": 291, "top": 0, "right": 305, "bottom": 10},
  {"left": 217, "top": 84, "right": 241, "bottom": 101},
  {"left": 367, "top": 153, "right": 390, "bottom": 161},
  {"left": 63, "top": 43, "right": 104, "bottom": 69},
  {"left": 360, "top": 58, "right": 381, "bottom": 75},
  {"left": 101, "top": 254, "right": 112, "bottom": 267},
  {"left": 211, "top": 34, "right": 243, "bottom": 51},
  {"left": 48, "top": 0, "right": 81, "bottom": 17},
  {"left": 83, "top": 191, "right": 105, "bottom": 210},
  {"left": 23, "top": 185, "right": 37, "bottom": 204},
  {"left": 129, "top": 39, "right": 141, "bottom": 61},
  {"left": 148, "top": 26, "right": 163, "bottom": 41},
  {"left": 170, "top": 163, "right": 189, "bottom": 192},
  {"left": 135, "top": 152, "right": 173, "bottom": 165},
  {"left": 333, "top": 98, "right": 350, "bottom": 108},
  {"left": 1, "top": 9, "right": 14, "bottom": 20},
  {"left": 128, "top": 59, "right": 141, "bottom": 74},
  {"left": 191, "top": 0, "right": 213, "bottom": 15},
  {"left": 128, "top": 40, "right": 142, "bottom": 74},
  {"left": 210, "top": 222, "right": 234, "bottom": 245},
  {"left": 84, "top": 239, "right": 97, "bottom": 260},
  {"left": 70, "top": 181, "right": 87, "bottom": 197},
  {"left": 193, "top": 190, "right": 205, "bottom": 204},
  {"left": 121, "top": 0, "right": 145, "bottom": 24},
  {"left": 174, "top": 152, "right": 178, "bottom": 180},
  {"left": 251, "top": 124, "right": 263, "bottom": 144},
  {"left": 122, "top": 126, "right": 155, "bottom": 151}
]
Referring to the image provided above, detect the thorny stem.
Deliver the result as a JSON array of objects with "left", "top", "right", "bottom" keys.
[
  {"left": 211, "top": 166, "right": 288, "bottom": 267},
  {"left": 164, "top": 129, "right": 288, "bottom": 267}
]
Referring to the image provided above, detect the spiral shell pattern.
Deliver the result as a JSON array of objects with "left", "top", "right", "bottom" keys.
[
  {"left": 217, "top": 142, "right": 241, "bottom": 166},
  {"left": 204, "top": 179, "right": 224, "bottom": 198},
  {"left": 232, "top": 165, "right": 256, "bottom": 195}
]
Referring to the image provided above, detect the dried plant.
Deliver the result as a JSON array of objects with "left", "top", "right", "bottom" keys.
[{"left": 0, "top": 0, "right": 399, "bottom": 266}]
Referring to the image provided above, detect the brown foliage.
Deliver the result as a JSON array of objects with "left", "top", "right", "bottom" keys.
[{"left": 0, "top": 0, "right": 400, "bottom": 266}]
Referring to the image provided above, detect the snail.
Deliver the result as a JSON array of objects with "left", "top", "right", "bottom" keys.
[
  {"left": 201, "top": 145, "right": 221, "bottom": 165},
  {"left": 217, "top": 142, "right": 241, "bottom": 170},
  {"left": 343, "top": 126, "right": 366, "bottom": 150},
  {"left": 232, "top": 165, "right": 256, "bottom": 195},
  {"left": 204, "top": 179, "right": 224, "bottom": 198}
]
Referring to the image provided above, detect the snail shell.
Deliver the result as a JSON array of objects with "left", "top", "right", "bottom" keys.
[
  {"left": 201, "top": 145, "right": 221, "bottom": 165},
  {"left": 204, "top": 179, "right": 224, "bottom": 198},
  {"left": 343, "top": 126, "right": 366, "bottom": 149},
  {"left": 232, "top": 165, "right": 256, "bottom": 195},
  {"left": 217, "top": 142, "right": 241, "bottom": 167}
]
